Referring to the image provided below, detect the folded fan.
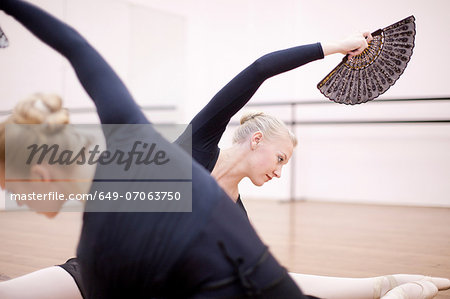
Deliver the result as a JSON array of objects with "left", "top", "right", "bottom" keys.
[{"left": 317, "top": 16, "right": 416, "bottom": 105}]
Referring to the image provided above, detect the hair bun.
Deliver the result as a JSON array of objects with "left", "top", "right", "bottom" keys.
[
  {"left": 239, "top": 111, "right": 265, "bottom": 125},
  {"left": 12, "top": 93, "right": 69, "bottom": 125}
]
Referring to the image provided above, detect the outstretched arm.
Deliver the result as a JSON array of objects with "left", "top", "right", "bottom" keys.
[
  {"left": 1, "top": 0, "right": 146, "bottom": 125},
  {"left": 177, "top": 43, "right": 324, "bottom": 153},
  {"left": 178, "top": 32, "right": 372, "bottom": 155}
]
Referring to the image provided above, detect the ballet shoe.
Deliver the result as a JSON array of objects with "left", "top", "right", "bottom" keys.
[
  {"left": 424, "top": 276, "right": 450, "bottom": 291},
  {"left": 374, "top": 275, "right": 399, "bottom": 299},
  {"left": 374, "top": 274, "right": 450, "bottom": 298},
  {"left": 381, "top": 279, "right": 438, "bottom": 299}
]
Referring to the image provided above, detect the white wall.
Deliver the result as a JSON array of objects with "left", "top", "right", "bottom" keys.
[{"left": 1, "top": 0, "right": 449, "bottom": 207}]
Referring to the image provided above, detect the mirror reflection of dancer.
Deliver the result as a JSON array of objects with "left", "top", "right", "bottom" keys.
[{"left": 0, "top": 0, "right": 449, "bottom": 298}]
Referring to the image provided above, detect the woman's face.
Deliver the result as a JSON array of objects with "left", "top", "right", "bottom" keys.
[
  {"left": 247, "top": 133, "right": 294, "bottom": 186},
  {"left": 0, "top": 162, "right": 63, "bottom": 218}
]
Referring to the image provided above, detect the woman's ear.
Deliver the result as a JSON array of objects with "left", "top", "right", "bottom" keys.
[
  {"left": 250, "top": 131, "right": 263, "bottom": 150},
  {"left": 30, "top": 164, "right": 52, "bottom": 181}
]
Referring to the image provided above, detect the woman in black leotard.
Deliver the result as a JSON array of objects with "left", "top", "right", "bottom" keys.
[{"left": 1, "top": 1, "right": 447, "bottom": 298}]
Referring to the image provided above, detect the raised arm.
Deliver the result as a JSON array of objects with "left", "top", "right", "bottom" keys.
[
  {"left": 178, "top": 32, "right": 373, "bottom": 155},
  {"left": 1, "top": 0, "right": 146, "bottom": 125},
  {"left": 176, "top": 43, "right": 323, "bottom": 153}
]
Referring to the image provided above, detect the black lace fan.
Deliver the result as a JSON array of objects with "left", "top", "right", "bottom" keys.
[
  {"left": 317, "top": 16, "right": 416, "bottom": 105},
  {"left": 0, "top": 25, "right": 9, "bottom": 48}
]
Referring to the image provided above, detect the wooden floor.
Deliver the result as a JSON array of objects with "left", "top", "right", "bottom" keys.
[{"left": 1, "top": 200, "right": 449, "bottom": 298}]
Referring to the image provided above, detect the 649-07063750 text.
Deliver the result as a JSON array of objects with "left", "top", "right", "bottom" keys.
[{"left": 9, "top": 191, "right": 182, "bottom": 202}]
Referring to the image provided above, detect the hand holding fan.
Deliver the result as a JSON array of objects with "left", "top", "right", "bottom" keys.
[{"left": 317, "top": 16, "right": 416, "bottom": 105}]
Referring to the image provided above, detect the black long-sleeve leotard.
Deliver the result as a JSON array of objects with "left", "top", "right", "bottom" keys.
[{"left": 2, "top": 1, "right": 322, "bottom": 298}]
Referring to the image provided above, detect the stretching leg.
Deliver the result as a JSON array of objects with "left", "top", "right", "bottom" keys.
[{"left": 0, "top": 266, "right": 82, "bottom": 299}]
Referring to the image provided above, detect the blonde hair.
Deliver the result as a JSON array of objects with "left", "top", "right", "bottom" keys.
[
  {"left": 9, "top": 93, "right": 69, "bottom": 126},
  {"left": 0, "top": 94, "right": 88, "bottom": 173},
  {"left": 232, "top": 111, "right": 297, "bottom": 147}
]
